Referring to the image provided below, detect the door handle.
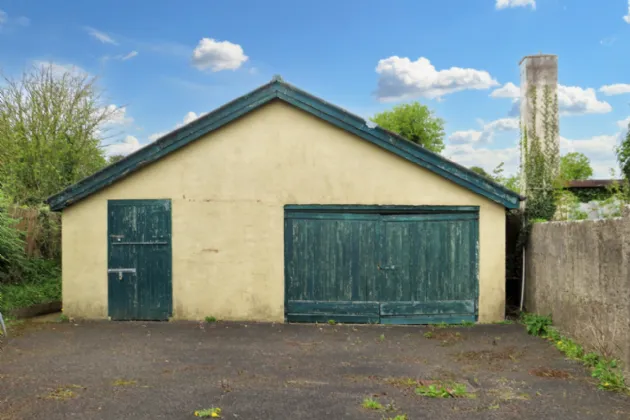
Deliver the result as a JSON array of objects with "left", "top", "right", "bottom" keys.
[
  {"left": 108, "top": 268, "right": 137, "bottom": 281},
  {"left": 377, "top": 264, "right": 396, "bottom": 271}
]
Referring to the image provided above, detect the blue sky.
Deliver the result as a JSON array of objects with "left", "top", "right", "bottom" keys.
[{"left": 1, "top": 0, "right": 629, "bottom": 177}]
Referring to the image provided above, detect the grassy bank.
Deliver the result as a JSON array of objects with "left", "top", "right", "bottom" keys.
[{"left": 0, "top": 259, "right": 61, "bottom": 313}]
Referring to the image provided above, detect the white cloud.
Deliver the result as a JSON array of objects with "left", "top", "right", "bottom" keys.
[
  {"left": 105, "top": 135, "right": 143, "bottom": 157},
  {"left": 191, "top": 38, "right": 248, "bottom": 71},
  {"left": 444, "top": 143, "right": 520, "bottom": 175},
  {"left": 148, "top": 111, "right": 202, "bottom": 142},
  {"left": 449, "top": 130, "right": 482, "bottom": 145},
  {"left": 104, "top": 105, "right": 133, "bottom": 126},
  {"left": 85, "top": 27, "right": 118, "bottom": 45},
  {"left": 558, "top": 85, "right": 612, "bottom": 115},
  {"left": 560, "top": 134, "right": 620, "bottom": 177},
  {"left": 617, "top": 116, "right": 630, "bottom": 130},
  {"left": 121, "top": 51, "right": 138, "bottom": 61},
  {"left": 599, "top": 83, "right": 630, "bottom": 96},
  {"left": 496, "top": 0, "right": 536, "bottom": 10},
  {"left": 375, "top": 56, "right": 498, "bottom": 101},
  {"left": 490, "top": 82, "right": 520, "bottom": 99},
  {"left": 102, "top": 51, "right": 139, "bottom": 63},
  {"left": 490, "top": 82, "right": 612, "bottom": 116},
  {"left": 182, "top": 111, "right": 199, "bottom": 125},
  {"left": 624, "top": 0, "right": 630, "bottom": 23},
  {"left": 448, "top": 117, "right": 519, "bottom": 145},
  {"left": 33, "top": 61, "right": 89, "bottom": 79},
  {"left": 0, "top": 10, "right": 29, "bottom": 28}
]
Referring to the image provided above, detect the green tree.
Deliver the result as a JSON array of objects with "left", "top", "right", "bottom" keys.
[
  {"left": 108, "top": 154, "right": 126, "bottom": 165},
  {"left": 0, "top": 63, "right": 115, "bottom": 204},
  {"left": 469, "top": 166, "right": 491, "bottom": 178},
  {"left": 371, "top": 102, "right": 445, "bottom": 153},
  {"left": 559, "top": 152, "right": 593, "bottom": 181},
  {"left": 617, "top": 124, "right": 630, "bottom": 181}
]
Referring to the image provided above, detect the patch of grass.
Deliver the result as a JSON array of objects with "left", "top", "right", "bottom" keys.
[
  {"left": 43, "top": 384, "right": 84, "bottom": 400},
  {"left": 529, "top": 367, "right": 570, "bottom": 379},
  {"left": 385, "top": 415, "right": 408, "bottom": 420},
  {"left": 461, "top": 321, "right": 475, "bottom": 327},
  {"left": 423, "top": 331, "right": 433, "bottom": 339},
  {"left": 361, "top": 397, "right": 383, "bottom": 410},
  {"left": 204, "top": 316, "right": 217, "bottom": 323},
  {"left": 59, "top": 313, "right": 69, "bottom": 323},
  {"left": 415, "top": 382, "right": 474, "bottom": 399},
  {"left": 112, "top": 379, "right": 137, "bottom": 386},
  {"left": 327, "top": 319, "right": 336, "bottom": 325},
  {"left": 378, "top": 334, "right": 385, "bottom": 342},
  {"left": 521, "top": 312, "right": 629, "bottom": 393},
  {"left": 592, "top": 359, "right": 627, "bottom": 392},
  {"left": 0, "top": 262, "right": 61, "bottom": 312},
  {"left": 194, "top": 407, "right": 222, "bottom": 418},
  {"left": 434, "top": 322, "right": 450, "bottom": 329}
]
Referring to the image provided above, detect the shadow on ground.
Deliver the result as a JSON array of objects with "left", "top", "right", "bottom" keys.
[{"left": 1, "top": 321, "right": 629, "bottom": 419}]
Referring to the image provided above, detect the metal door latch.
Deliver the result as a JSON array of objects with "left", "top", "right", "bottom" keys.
[
  {"left": 377, "top": 264, "right": 396, "bottom": 271},
  {"left": 108, "top": 268, "right": 137, "bottom": 280}
]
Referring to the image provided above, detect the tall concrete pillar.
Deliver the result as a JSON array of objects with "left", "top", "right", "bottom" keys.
[{"left": 519, "top": 54, "right": 560, "bottom": 193}]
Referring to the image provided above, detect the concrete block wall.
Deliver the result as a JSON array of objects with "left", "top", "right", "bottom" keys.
[{"left": 525, "top": 206, "right": 630, "bottom": 374}]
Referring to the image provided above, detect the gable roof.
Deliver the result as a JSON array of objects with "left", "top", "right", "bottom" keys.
[{"left": 47, "top": 76, "right": 524, "bottom": 211}]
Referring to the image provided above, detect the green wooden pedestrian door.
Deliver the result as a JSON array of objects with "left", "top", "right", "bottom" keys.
[
  {"left": 108, "top": 200, "right": 172, "bottom": 321},
  {"left": 284, "top": 206, "right": 479, "bottom": 324}
]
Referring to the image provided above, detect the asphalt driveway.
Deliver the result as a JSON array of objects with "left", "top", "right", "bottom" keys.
[{"left": 1, "top": 320, "right": 629, "bottom": 419}]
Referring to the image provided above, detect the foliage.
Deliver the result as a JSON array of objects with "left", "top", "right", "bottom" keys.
[
  {"left": 521, "top": 85, "right": 560, "bottom": 223},
  {"left": 559, "top": 152, "right": 593, "bottom": 181},
  {"left": 617, "top": 123, "right": 630, "bottom": 181},
  {"left": 415, "top": 382, "right": 473, "bottom": 398},
  {"left": 488, "top": 162, "right": 520, "bottom": 193},
  {"left": 522, "top": 312, "right": 628, "bottom": 393},
  {"left": 569, "top": 187, "right": 614, "bottom": 204},
  {"left": 361, "top": 397, "right": 383, "bottom": 410},
  {"left": 469, "top": 166, "right": 491, "bottom": 178},
  {"left": 0, "top": 191, "right": 27, "bottom": 282},
  {"left": 385, "top": 415, "right": 408, "bottom": 420},
  {"left": 521, "top": 313, "right": 552, "bottom": 336},
  {"left": 423, "top": 331, "right": 433, "bottom": 338},
  {"left": 194, "top": 407, "right": 222, "bottom": 418},
  {"left": 554, "top": 190, "right": 588, "bottom": 221},
  {"left": 204, "top": 316, "right": 217, "bottom": 323},
  {"left": 371, "top": 102, "right": 445, "bottom": 153},
  {"left": 108, "top": 154, "right": 126, "bottom": 165},
  {"left": 0, "top": 259, "right": 61, "bottom": 311},
  {"left": 0, "top": 63, "right": 115, "bottom": 204},
  {"left": 327, "top": 319, "right": 336, "bottom": 325}
]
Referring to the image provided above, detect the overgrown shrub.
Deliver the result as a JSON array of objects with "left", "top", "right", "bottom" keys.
[{"left": 0, "top": 191, "right": 27, "bottom": 283}]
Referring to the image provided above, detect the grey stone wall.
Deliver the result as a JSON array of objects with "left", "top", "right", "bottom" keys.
[{"left": 525, "top": 206, "right": 630, "bottom": 374}]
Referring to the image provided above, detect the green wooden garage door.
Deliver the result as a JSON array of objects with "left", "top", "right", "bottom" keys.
[{"left": 284, "top": 206, "right": 478, "bottom": 324}]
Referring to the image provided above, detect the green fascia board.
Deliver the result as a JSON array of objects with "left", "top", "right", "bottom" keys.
[{"left": 47, "top": 79, "right": 524, "bottom": 211}]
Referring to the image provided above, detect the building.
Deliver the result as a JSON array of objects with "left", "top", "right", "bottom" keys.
[{"left": 48, "top": 77, "right": 523, "bottom": 324}]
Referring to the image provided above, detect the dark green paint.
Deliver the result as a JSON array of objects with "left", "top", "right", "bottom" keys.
[
  {"left": 286, "top": 301, "right": 380, "bottom": 315},
  {"left": 47, "top": 80, "right": 522, "bottom": 211},
  {"left": 380, "top": 315, "right": 476, "bottom": 325},
  {"left": 379, "top": 300, "right": 475, "bottom": 315},
  {"left": 287, "top": 314, "right": 381, "bottom": 324},
  {"left": 108, "top": 200, "right": 172, "bottom": 321},
  {"left": 284, "top": 207, "right": 479, "bottom": 324}
]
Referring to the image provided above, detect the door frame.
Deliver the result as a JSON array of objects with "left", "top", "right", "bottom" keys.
[
  {"left": 107, "top": 199, "right": 173, "bottom": 321},
  {"left": 283, "top": 205, "right": 480, "bottom": 323}
]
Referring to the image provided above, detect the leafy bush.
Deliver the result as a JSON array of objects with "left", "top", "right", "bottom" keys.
[
  {"left": 521, "top": 313, "right": 552, "bottom": 336},
  {"left": 0, "top": 191, "right": 27, "bottom": 283},
  {"left": 0, "top": 259, "right": 61, "bottom": 311}
]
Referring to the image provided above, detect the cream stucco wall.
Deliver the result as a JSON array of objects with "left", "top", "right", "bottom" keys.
[{"left": 62, "top": 100, "right": 507, "bottom": 323}]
